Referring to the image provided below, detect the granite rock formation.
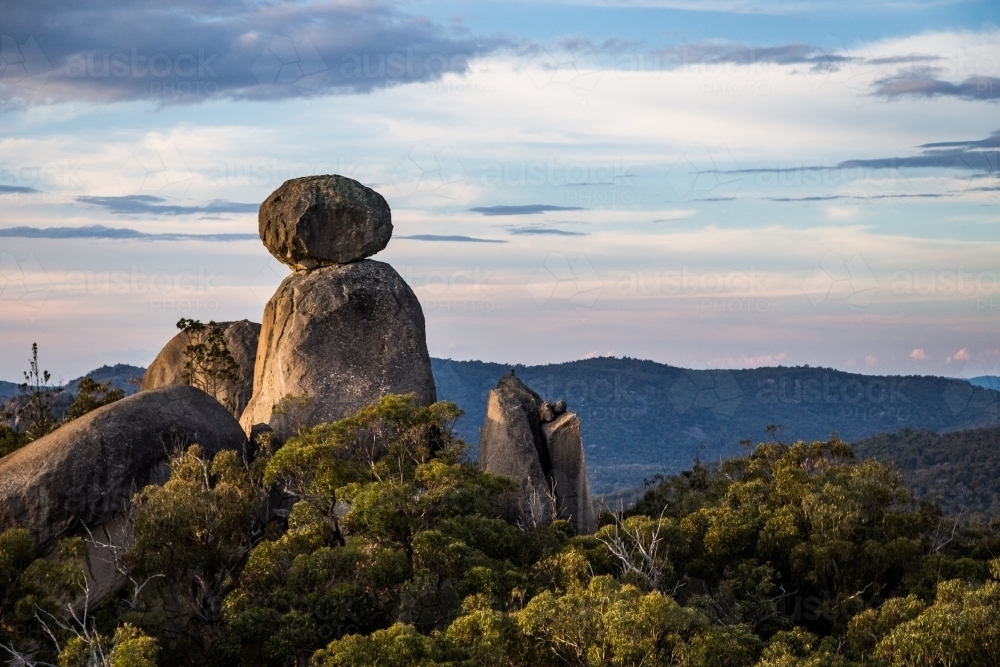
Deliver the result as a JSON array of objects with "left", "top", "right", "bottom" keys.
[
  {"left": 542, "top": 412, "right": 596, "bottom": 535},
  {"left": 241, "top": 175, "right": 435, "bottom": 442},
  {"left": 240, "top": 260, "right": 436, "bottom": 442},
  {"left": 478, "top": 371, "right": 595, "bottom": 534},
  {"left": 259, "top": 174, "right": 393, "bottom": 270},
  {"left": 479, "top": 374, "right": 554, "bottom": 527},
  {"left": 141, "top": 320, "right": 260, "bottom": 418},
  {"left": 0, "top": 384, "right": 247, "bottom": 550}
]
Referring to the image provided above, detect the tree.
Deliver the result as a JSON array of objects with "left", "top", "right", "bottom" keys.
[
  {"left": 120, "top": 446, "right": 267, "bottom": 662},
  {"left": 65, "top": 378, "right": 124, "bottom": 422},
  {"left": 56, "top": 623, "right": 158, "bottom": 667},
  {"left": 221, "top": 395, "right": 530, "bottom": 665},
  {"left": 0, "top": 530, "right": 90, "bottom": 665},
  {"left": 175, "top": 319, "right": 240, "bottom": 412},
  {"left": 595, "top": 510, "right": 686, "bottom": 593},
  {"left": 0, "top": 421, "right": 29, "bottom": 458},
  {"left": 855, "top": 565, "right": 1000, "bottom": 667},
  {"left": 16, "top": 343, "right": 57, "bottom": 442},
  {"left": 8, "top": 394, "right": 994, "bottom": 667}
]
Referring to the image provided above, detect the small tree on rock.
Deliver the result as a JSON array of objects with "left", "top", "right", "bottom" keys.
[
  {"left": 17, "top": 343, "right": 57, "bottom": 442},
  {"left": 176, "top": 319, "right": 240, "bottom": 412}
]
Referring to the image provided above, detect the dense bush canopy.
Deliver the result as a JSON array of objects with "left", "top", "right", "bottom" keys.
[{"left": 1, "top": 394, "right": 998, "bottom": 666}]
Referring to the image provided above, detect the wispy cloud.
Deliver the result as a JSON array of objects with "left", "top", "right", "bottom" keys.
[
  {"left": 731, "top": 130, "right": 1000, "bottom": 174},
  {"left": 507, "top": 227, "right": 587, "bottom": 236},
  {"left": 765, "top": 193, "right": 948, "bottom": 202},
  {"left": 652, "top": 42, "right": 850, "bottom": 71},
  {"left": 396, "top": 234, "right": 507, "bottom": 243},
  {"left": 0, "top": 185, "right": 39, "bottom": 194},
  {"left": 76, "top": 195, "right": 258, "bottom": 216},
  {"left": 874, "top": 71, "right": 1000, "bottom": 101},
  {"left": 920, "top": 131, "right": 1000, "bottom": 150},
  {"left": 0, "top": 225, "right": 257, "bottom": 241},
  {"left": 470, "top": 205, "right": 585, "bottom": 216}
]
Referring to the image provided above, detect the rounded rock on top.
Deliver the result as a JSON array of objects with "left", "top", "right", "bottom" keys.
[{"left": 259, "top": 174, "right": 393, "bottom": 270}]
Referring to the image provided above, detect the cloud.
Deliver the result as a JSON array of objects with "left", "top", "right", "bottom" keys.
[
  {"left": 920, "top": 131, "right": 1000, "bottom": 150},
  {"left": 826, "top": 206, "right": 858, "bottom": 220},
  {"left": 705, "top": 352, "right": 788, "bottom": 368},
  {"left": 731, "top": 130, "right": 1000, "bottom": 174},
  {"left": 507, "top": 227, "right": 587, "bottom": 236},
  {"left": 396, "top": 234, "right": 507, "bottom": 243},
  {"left": 910, "top": 348, "right": 927, "bottom": 360},
  {"left": 0, "top": 225, "right": 257, "bottom": 241},
  {"left": 0, "top": 185, "right": 39, "bottom": 194},
  {"left": 874, "top": 71, "right": 1000, "bottom": 101},
  {"left": 76, "top": 195, "right": 258, "bottom": 216},
  {"left": 766, "top": 193, "right": 947, "bottom": 202},
  {"left": 1, "top": 0, "right": 504, "bottom": 106},
  {"left": 866, "top": 55, "right": 943, "bottom": 66},
  {"left": 651, "top": 41, "right": 850, "bottom": 71},
  {"left": 470, "top": 205, "right": 585, "bottom": 216},
  {"left": 947, "top": 348, "right": 972, "bottom": 363},
  {"left": 559, "top": 0, "right": 945, "bottom": 13},
  {"left": 864, "top": 355, "right": 878, "bottom": 366}
]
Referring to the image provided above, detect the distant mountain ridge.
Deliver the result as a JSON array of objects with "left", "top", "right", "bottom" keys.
[
  {"left": 431, "top": 357, "right": 1000, "bottom": 493},
  {"left": 5, "top": 358, "right": 996, "bottom": 496},
  {"left": 970, "top": 375, "right": 1000, "bottom": 391},
  {"left": 0, "top": 364, "right": 145, "bottom": 420}
]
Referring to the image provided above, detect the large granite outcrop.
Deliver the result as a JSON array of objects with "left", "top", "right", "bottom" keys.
[
  {"left": 543, "top": 413, "right": 596, "bottom": 535},
  {"left": 259, "top": 175, "right": 393, "bottom": 270},
  {"left": 478, "top": 372, "right": 595, "bottom": 534},
  {"left": 0, "top": 384, "right": 247, "bottom": 551},
  {"left": 479, "top": 374, "right": 554, "bottom": 527},
  {"left": 240, "top": 259, "right": 436, "bottom": 442},
  {"left": 141, "top": 320, "right": 260, "bottom": 418}
]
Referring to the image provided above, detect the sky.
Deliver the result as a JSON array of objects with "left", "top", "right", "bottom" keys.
[{"left": 0, "top": 0, "right": 998, "bottom": 383}]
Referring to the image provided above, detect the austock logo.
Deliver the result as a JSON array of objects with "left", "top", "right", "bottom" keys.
[
  {"left": 803, "top": 252, "right": 877, "bottom": 315},
  {"left": 0, "top": 252, "right": 53, "bottom": 321},
  {"left": 944, "top": 361, "right": 1000, "bottom": 423},
  {"left": 526, "top": 253, "right": 602, "bottom": 310},
  {"left": 389, "top": 144, "right": 469, "bottom": 201},
  {"left": 251, "top": 36, "right": 326, "bottom": 90},
  {"left": 116, "top": 136, "right": 196, "bottom": 199},
  {"left": 669, "top": 370, "right": 743, "bottom": 418},
  {"left": 755, "top": 373, "right": 912, "bottom": 424},
  {"left": 0, "top": 35, "right": 52, "bottom": 92},
  {"left": 665, "top": 144, "right": 744, "bottom": 214},
  {"left": 524, "top": 39, "right": 604, "bottom": 104}
]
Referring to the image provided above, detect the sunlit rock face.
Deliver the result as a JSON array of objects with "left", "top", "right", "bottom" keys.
[{"left": 479, "top": 371, "right": 596, "bottom": 535}]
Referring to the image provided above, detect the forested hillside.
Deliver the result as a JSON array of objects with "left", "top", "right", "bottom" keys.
[
  {"left": 854, "top": 426, "right": 1000, "bottom": 521},
  {"left": 432, "top": 357, "right": 1000, "bottom": 493}
]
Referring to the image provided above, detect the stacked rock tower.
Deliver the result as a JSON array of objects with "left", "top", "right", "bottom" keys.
[{"left": 240, "top": 175, "right": 437, "bottom": 442}]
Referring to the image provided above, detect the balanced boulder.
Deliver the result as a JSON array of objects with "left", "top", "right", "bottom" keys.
[
  {"left": 240, "top": 260, "right": 436, "bottom": 442},
  {"left": 479, "top": 372, "right": 595, "bottom": 534},
  {"left": 141, "top": 320, "right": 260, "bottom": 418},
  {"left": 260, "top": 174, "right": 393, "bottom": 270},
  {"left": 0, "top": 384, "right": 247, "bottom": 551}
]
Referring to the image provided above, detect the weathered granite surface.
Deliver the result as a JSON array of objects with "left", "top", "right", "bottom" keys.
[
  {"left": 259, "top": 174, "right": 392, "bottom": 270},
  {"left": 239, "top": 260, "right": 436, "bottom": 442},
  {"left": 0, "top": 384, "right": 247, "bottom": 550}
]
